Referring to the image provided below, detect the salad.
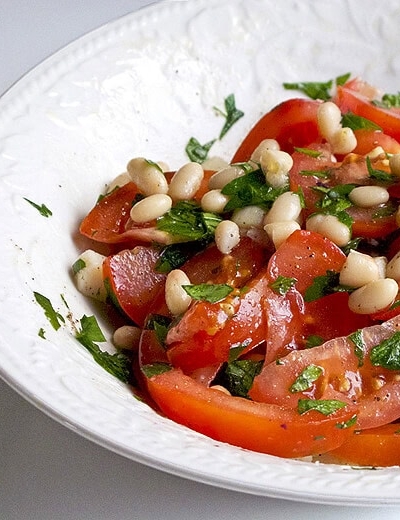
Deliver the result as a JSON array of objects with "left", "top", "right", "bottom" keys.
[{"left": 73, "top": 74, "right": 400, "bottom": 467}]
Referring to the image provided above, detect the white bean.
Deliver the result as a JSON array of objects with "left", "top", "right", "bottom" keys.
[
  {"left": 264, "top": 191, "right": 302, "bottom": 224},
  {"left": 130, "top": 194, "right": 172, "bottom": 223},
  {"left": 389, "top": 154, "right": 400, "bottom": 177},
  {"left": 168, "top": 162, "right": 204, "bottom": 201},
  {"left": 250, "top": 139, "right": 280, "bottom": 163},
  {"left": 329, "top": 127, "right": 357, "bottom": 155},
  {"left": 231, "top": 205, "right": 266, "bottom": 230},
  {"left": 105, "top": 172, "right": 131, "bottom": 193},
  {"left": 73, "top": 249, "right": 107, "bottom": 302},
  {"left": 261, "top": 149, "right": 293, "bottom": 188},
  {"left": 317, "top": 101, "right": 342, "bottom": 140},
  {"left": 339, "top": 250, "right": 380, "bottom": 288},
  {"left": 208, "top": 165, "right": 246, "bottom": 190},
  {"left": 306, "top": 214, "right": 351, "bottom": 247},
  {"left": 200, "top": 189, "right": 230, "bottom": 213},
  {"left": 113, "top": 325, "right": 141, "bottom": 350},
  {"left": 165, "top": 269, "right": 192, "bottom": 316},
  {"left": 348, "top": 278, "right": 398, "bottom": 314},
  {"left": 214, "top": 220, "right": 240, "bottom": 254},
  {"left": 373, "top": 256, "right": 388, "bottom": 279},
  {"left": 349, "top": 186, "right": 389, "bottom": 208},
  {"left": 264, "top": 221, "right": 301, "bottom": 249},
  {"left": 386, "top": 251, "right": 400, "bottom": 282},
  {"left": 127, "top": 157, "right": 168, "bottom": 195}
]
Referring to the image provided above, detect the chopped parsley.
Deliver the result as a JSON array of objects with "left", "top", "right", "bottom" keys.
[
  {"left": 155, "top": 241, "right": 207, "bottom": 273},
  {"left": 304, "top": 270, "right": 351, "bottom": 302},
  {"left": 366, "top": 156, "right": 393, "bottom": 183},
  {"left": 146, "top": 314, "right": 172, "bottom": 346},
  {"left": 72, "top": 258, "right": 86, "bottom": 275},
  {"left": 372, "top": 92, "right": 400, "bottom": 109},
  {"left": 283, "top": 73, "right": 351, "bottom": 101},
  {"left": 341, "top": 112, "right": 381, "bottom": 131},
  {"left": 33, "top": 292, "right": 65, "bottom": 331},
  {"left": 305, "top": 335, "right": 325, "bottom": 349},
  {"left": 297, "top": 398, "right": 347, "bottom": 416},
  {"left": 289, "top": 365, "right": 323, "bottom": 393},
  {"left": 185, "top": 137, "right": 216, "bottom": 163},
  {"left": 214, "top": 94, "right": 244, "bottom": 139},
  {"left": 24, "top": 198, "right": 52, "bottom": 218},
  {"left": 370, "top": 331, "right": 400, "bottom": 370},
  {"left": 348, "top": 329, "right": 365, "bottom": 367},
  {"left": 269, "top": 275, "right": 297, "bottom": 296},
  {"left": 141, "top": 362, "right": 172, "bottom": 378},
  {"left": 216, "top": 359, "right": 263, "bottom": 398},
  {"left": 294, "top": 147, "right": 322, "bottom": 158},
  {"left": 182, "top": 283, "right": 233, "bottom": 304},
  {"left": 336, "top": 414, "right": 357, "bottom": 430},
  {"left": 75, "top": 315, "right": 132, "bottom": 383}
]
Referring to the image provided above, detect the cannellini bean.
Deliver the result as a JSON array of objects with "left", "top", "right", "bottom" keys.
[
  {"left": 208, "top": 165, "right": 246, "bottom": 190},
  {"left": 389, "top": 154, "right": 400, "bottom": 177},
  {"left": 113, "top": 325, "right": 141, "bottom": 350},
  {"left": 250, "top": 139, "right": 280, "bottom": 163},
  {"left": 306, "top": 214, "right": 351, "bottom": 247},
  {"left": 329, "top": 127, "right": 357, "bottom": 155},
  {"left": 127, "top": 157, "right": 168, "bottom": 195},
  {"left": 366, "top": 146, "right": 385, "bottom": 159},
  {"left": 264, "top": 221, "right": 301, "bottom": 249},
  {"left": 73, "top": 249, "right": 107, "bottom": 302},
  {"left": 264, "top": 191, "right": 302, "bottom": 224},
  {"left": 348, "top": 278, "right": 398, "bottom": 314},
  {"left": 349, "top": 185, "right": 389, "bottom": 208},
  {"left": 130, "top": 194, "right": 172, "bottom": 223},
  {"left": 231, "top": 205, "right": 266, "bottom": 229},
  {"left": 339, "top": 250, "right": 380, "bottom": 288},
  {"left": 105, "top": 172, "right": 131, "bottom": 193},
  {"left": 210, "top": 385, "right": 231, "bottom": 395},
  {"left": 386, "top": 251, "right": 400, "bottom": 282},
  {"left": 317, "top": 101, "right": 342, "bottom": 140},
  {"left": 374, "top": 256, "right": 388, "bottom": 279},
  {"left": 260, "top": 149, "right": 293, "bottom": 188},
  {"left": 201, "top": 156, "right": 229, "bottom": 171},
  {"left": 168, "top": 162, "right": 204, "bottom": 201},
  {"left": 200, "top": 189, "right": 230, "bottom": 213},
  {"left": 165, "top": 269, "right": 192, "bottom": 316},
  {"left": 214, "top": 220, "right": 240, "bottom": 254}
]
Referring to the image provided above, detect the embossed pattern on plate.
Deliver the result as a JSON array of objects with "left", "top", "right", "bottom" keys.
[{"left": 1, "top": 0, "right": 400, "bottom": 505}]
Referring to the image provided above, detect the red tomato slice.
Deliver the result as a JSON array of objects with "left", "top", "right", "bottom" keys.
[
  {"left": 103, "top": 246, "right": 167, "bottom": 328},
  {"left": 231, "top": 98, "right": 321, "bottom": 162},
  {"left": 335, "top": 85, "right": 400, "bottom": 142},
  {"left": 352, "top": 129, "right": 400, "bottom": 155},
  {"left": 327, "top": 423, "right": 400, "bottom": 467},
  {"left": 347, "top": 205, "right": 397, "bottom": 239},
  {"left": 146, "top": 368, "right": 356, "bottom": 458}
]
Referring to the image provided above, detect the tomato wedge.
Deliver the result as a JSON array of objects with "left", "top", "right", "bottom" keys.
[
  {"left": 232, "top": 98, "right": 321, "bottom": 162},
  {"left": 327, "top": 423, "right": 400, "bottom": 467},
  {"left": 146, "top": 368, "right": 356, "bottom": 458}
]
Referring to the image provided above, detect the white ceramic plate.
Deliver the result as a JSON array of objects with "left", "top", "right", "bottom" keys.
[{"left": 2, "top": 0, "right": 400, "bottom": 506}]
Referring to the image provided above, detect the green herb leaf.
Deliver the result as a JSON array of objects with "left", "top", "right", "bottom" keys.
[
  {"left": 336, "top": 414, "right": 357, "bottom": 429},
  {"left": 156, "top": 201, "right": 222, "bottom": 241},
  {"left": 372, "top": 92, "right": 400, "bottom": 109},
  {"left": 146, "top": 314, "right": 172, "bottom": 346},
  {"left": 72, "top": 258, "right": 86, "bottom": 275},
  {"left": 141, "top": 362, "right": 172, "bottom": 378},
  {"left": 185, "top": 137, "right": 216, "bottom": 163},
  {"left": 294, "top": 147, "right": 322, "bottom": 158},
  {"left": 182, "top": 283, "right": 233, "bottom": 303},
  {"left": 370, "top": 331, "right": 400, "bottom": 370},
  {"left": 155, "top": 241, "right": 207, "bottom": 273},
  {"left": 348, "top": 329, "right": 364, "bottom": 367},
  {"left": 305, "top": 335, "right": 325, "bottom": 349},
  {"left": 290, "top": 365, "right": 323, "bottom": 393},
  {"left": 24, "top": 198, "right": 52, "bottom": 218},
  {"left": 221, "top": 169, "right": 288, "bottom": 211},
  {"left": 75, "top": 315, "right": 132, "bottom": 383},
  {"left": 269, "top": 275, "right": 297, "bottom": 296},
  {"left": 38, "top": 328, "right": 46, "bottom": 339},
  {"left": 340, "top": 237, "right": 361, "bottom": 255},
  {"left": 228, "top": 340, "right": 251, "bottom": 362},
  {"left": 33, "top": 292, "right": 65, "bottom": 330},
  {"left": 341, "top": 112, "right": 381, "bottom": 131},
  {"left": 283, "top": 73, "right": 350, "bottom": 101},
  {"left": 214, "top": 94, "right": 244, "bottom": 139},
  {"left": 300, "top": 169, "right": 331, "bottom": 179},
  {"left": 304, "top": 270, "right": 353, "bottom": 302},
  {"left": 297, "top": 398, "right": 347, "bottom": 416},
  {"left": 366, "top": 156, "right": 393, "bottom": 182},
  {"left": 217, "top": 359, "right": 263, "bottom": 398}
]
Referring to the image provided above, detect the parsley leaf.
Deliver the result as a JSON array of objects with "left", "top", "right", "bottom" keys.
[
  {"left": 216, "top": 359, "right": 263, "bottom": 398},
  {"left": 370, "top": 331, "right": 400, "bottom": 370},
  {"left": 72, "top": 258, "right": 86, "bottom": 275},
  {"left": 33, "top": 292, "right": 65, "bottom": 331},
  {"left": 348, "top": 329, "right": 364, "bottom": 367},
  {"left": 305, "top": 335, "right": 325, "bottom": 349},
  {"left": 155, "top": 241, "right": 207, "bottom": 273},
  {"left": 146, "top": 314, "right": 172, "bottom": 346},
  {"left": 304, "top": 270, "right": 352, "bottom": 302},
  {"left": 221, "top": 169, "right": 288, "bottom": 211},
  {"left": 283, "top": 73, "right": 351, "bottom": 101},
  {"left": 182, "top": 283, "right": 233, "bottom": 303},
  {"left": 372, "top": 92, "right": 400, "bottom": 109},
  {"left": 156, "top": 201, "right": 221, "bottom": 241},
  {"left": 297, "top": 398, "right": 347, "bottom": 416},
  {"left": 75, "top": 315, "right": 132, "bottom": 383},
  {"left": 141, "top": 362, "right": 172, "bottom": 378},
  {"left": 269, "top": 275, "right": 297, "bottom": 296},
  {"left": 289, "top": 365, "right": 323, "bottom": 393},
  {"left": 336, "top": 415, "right": 357, "bottom": 429},
  {"left": 366, "top": 156, "right": 393, "bottom": 183},
  {"left": 294, "top": 147, "right": 322, "bottom": 158},
  {"left": 24, "top": 198, "right": 52, "bottom": 218},
  {"left": 214, "top": 94, "right": 244, "bottom": 139},
  {"left": 341, "top": 112, "right": 381, "bottom": 131},
  {"left": 185, "top": 137, "right": 216, "bottom": 163}
]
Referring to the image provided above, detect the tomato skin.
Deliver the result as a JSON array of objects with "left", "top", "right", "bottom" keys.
[
  {"left": 352, "top": 129, "right": 400, "bottom": 155},
  {"left": 146, "top": 368, "right": 355, "bottom": 458},
  {"left": 327, "top": 424, "right": 400, "bottom": 467},
  {"left": 103, "top": 246, "right": 166, "bottom": 328},
  {"left": 232, "top": 98, "right": 321, "bottom": 162},
  {"left": 347, "top": 205, "right": 397, "bottom": 239}
]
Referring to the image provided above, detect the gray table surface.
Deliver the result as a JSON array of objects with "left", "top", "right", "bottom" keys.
[{"left": 1, "top": 1, "right": 399, "bottom": 518}]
